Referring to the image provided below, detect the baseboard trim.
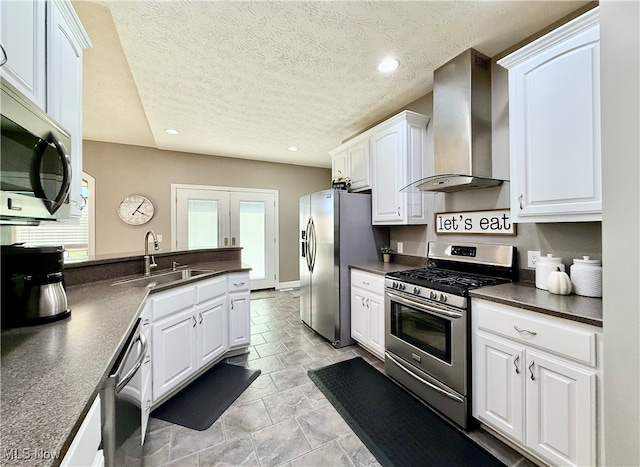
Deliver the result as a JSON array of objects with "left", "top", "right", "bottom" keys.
[{"left": 277, "top": 280, "right": 300, "bottom": 290}]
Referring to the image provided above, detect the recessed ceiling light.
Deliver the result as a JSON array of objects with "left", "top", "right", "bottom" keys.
[
  {"left": 164, "top": 128, "right": 180, "bottom": 135},
  {"left": 288, "top": 146, "right": 298, "bottom": 152},
  {"left": 378, "top": 57, "right": 400, "bottom": 73}
]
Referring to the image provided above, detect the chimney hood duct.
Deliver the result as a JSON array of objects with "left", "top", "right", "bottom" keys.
[{"left": 403, "top": 48, "right": 504, "bottom": 193}]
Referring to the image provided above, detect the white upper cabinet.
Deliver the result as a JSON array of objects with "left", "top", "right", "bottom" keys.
[
  {"left": 370, "top": 111, "right": 430, "bottom": 225},
  {"left": 1, "top": 0, "right": 90, "bottom": 219},
  {"left": 0, "top": 0, "right": 47, "bottom": 108},
  {"left": 47, "top": 0, "right": 90, "bottom": 218},
  {"left": 330, "top": 134, "right": 371, "bottom": 192},
  {"left": 498, "top": 8, "right": 601, "bottom": 223}
]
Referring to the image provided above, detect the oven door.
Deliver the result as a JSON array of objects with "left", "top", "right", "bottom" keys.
[{"left": 385, "top": 290, "right": 467, "bottom": 394}]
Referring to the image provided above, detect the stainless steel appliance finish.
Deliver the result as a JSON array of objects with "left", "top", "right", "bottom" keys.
[
  {"left": 1, "top": 244, "right": 70, "bottom": 327},
  {"left": 101, "top": 318, "right": 149, "bottom": 467},
  {"left": 385, "top": 241, "right": 516, "bottom": 429},
  {"left": 0, "top": 77, "right": 72, "bottom": 224},
  {"left": 402, "top": 49, "right": 504, "bottom": 193},
  {"left": 300, "top": 189, "right": 387, "bottom": 347}
]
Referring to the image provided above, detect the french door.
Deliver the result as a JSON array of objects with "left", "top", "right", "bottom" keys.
[{"left": 174, "top": 186, "right": 277, "bottom": 290}]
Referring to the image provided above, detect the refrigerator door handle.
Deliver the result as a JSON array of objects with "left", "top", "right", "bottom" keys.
[
  {"left": 309, "top": 218, "right": 317, "bottom": 272},
  {"left": 305, "top": 218, "right": 313, "bottom": 272}
]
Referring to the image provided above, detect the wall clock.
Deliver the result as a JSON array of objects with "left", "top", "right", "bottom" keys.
[{"left": 118, "top": 194, "right": 155, "bottom": 225}]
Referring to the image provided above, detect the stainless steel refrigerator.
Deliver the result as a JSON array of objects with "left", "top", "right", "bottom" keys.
[{"left": 299, "top": 189, "right": 387, "bottom": 348}]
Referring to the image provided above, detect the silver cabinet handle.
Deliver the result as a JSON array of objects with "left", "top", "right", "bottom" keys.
[
  {"left": 366, "top": 298, "right": 370, "bottom": 308},
  {"left": 224, "top": 237, "right": 229, "bottom": 246},
  {"left": 514, "top": 355, "right": 520, "bottom": 374},
  {"left": 232, "top": 236, "right": 236, "bottom": 246},
  {"left": 397, "top": 207, "right": 401, "bottom": 216},
  {"left": 518, "top": 194, "right": 523, "bottom": 210},
  {"left": 234, "top": 282, "right": 245, "bottom": 287},
  {"left": 199, "top": 312, "right": 203, "bottom": 324},
  {"left": 514, "top": 326, "right": 537, "bottom": 336},
  {"left": 529, "top": 361, "right": 535, "bottom": 381},
  {"left": 192, "top": 316, "right": 197, "bottom": 327},
  {"left": 362, "top": 281, "right": 370, "bottom": 286},
  {"left": 361, "top": 297, "right": 365, "bottom": 307},
  {"left": 231, "top": 300, "right": 234, "bottom": 310}
]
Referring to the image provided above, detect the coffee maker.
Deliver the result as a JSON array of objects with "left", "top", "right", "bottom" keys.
[{"left": 1, "top": 244, "right": 70, "bottom": 327}]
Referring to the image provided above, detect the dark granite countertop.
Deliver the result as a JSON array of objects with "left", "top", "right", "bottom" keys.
[
  {"left": 350, "top": 262, "right": 421, "bottom": 276},
  {"left": 470, "top": 282, "right": 603, "bottom": 328},
  {"left": 0, "top": 259, "right": 249, "bottom": 466}
]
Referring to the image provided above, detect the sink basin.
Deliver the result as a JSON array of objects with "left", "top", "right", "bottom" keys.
[{"left": 111, "top": 269, "right": 211, "bottom": 288}]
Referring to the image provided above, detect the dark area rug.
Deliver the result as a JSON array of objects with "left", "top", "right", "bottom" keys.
[
  {"left": 152, "top": 362, "right": 260, "bottom": 431},
  {"left": 308, "top": 357, "right": 504, "bottom": 467}
]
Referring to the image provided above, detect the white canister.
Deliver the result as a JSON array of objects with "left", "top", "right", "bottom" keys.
[
  {"left": 535, "top": 254, "right": 565, "bottom": 290},
  {"left": 570, "top": 256, "right": 602, "bottom": 298}
]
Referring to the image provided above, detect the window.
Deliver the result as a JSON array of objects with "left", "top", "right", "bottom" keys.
[{"left": 13, "top": 173, "right": 95, "bottom": 261}]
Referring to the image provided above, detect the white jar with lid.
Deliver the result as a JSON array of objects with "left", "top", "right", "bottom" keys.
[
  {"left": 570, "top": 256, "right": 602, "bottom": 297},
  {"left": 535, "top": 254, "right": 565, "bottom": 290}
]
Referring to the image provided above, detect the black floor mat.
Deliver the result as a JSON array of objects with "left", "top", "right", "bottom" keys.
[
  {"left": 308, "top": 357, "right": 504, "bottom": 467},
  {"left": 151, "top": 362, "right": 260, "bottom": 431}
]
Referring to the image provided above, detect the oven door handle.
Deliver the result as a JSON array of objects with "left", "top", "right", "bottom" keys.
[
  {"left": 386, "top": 291, "right": 462, "bottom": 320},
  {"left": 385, "top": 351, "right": 464, "bottom": 403}
]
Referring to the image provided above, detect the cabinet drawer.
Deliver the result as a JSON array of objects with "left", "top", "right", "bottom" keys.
[
  {"left": 351, "top": 270, "right": 385, "bottom": 294},
  {"left": 228, "top": 273, "right": 250, "bottom": 292},
  {"left": 151, "top": 286, "right": 196, "bottom": 321},
  {"left": 474, "top": 300, "right": 598, "bottom": 366},
  {"left": 196, "top": 276, "right": 227, "bottom": 304}
]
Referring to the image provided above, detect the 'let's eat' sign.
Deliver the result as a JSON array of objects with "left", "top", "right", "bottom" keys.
[{"left": 435, "top": 209, "right": 516, "bottom": 235}]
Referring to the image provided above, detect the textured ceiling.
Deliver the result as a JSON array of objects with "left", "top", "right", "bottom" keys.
[{"left": 76, "top": 1, "right": 589, "bottom": 168}]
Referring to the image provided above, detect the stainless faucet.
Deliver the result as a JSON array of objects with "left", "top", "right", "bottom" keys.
[{"left": 144, "top": 230, "right": 159, "bottom": 276}]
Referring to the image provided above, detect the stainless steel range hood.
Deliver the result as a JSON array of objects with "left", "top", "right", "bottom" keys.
[{"left": 403, "top": 49, "right": 505, "bottom": 193}]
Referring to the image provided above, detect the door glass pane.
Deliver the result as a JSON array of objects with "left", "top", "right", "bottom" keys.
[
  {"left": 188, "top": 200, "right": 218, "bottom": 248},
  {"left": 239, "top": 201, "right": 265, "bottom": 280}
]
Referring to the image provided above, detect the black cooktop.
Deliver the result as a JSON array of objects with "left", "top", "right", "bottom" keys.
[{"left": 387, "top": 267, "right": 510, "bottom": 296}]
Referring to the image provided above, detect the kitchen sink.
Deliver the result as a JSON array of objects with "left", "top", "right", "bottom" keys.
[{"left": 110, "top": 269, "right": 212, "bottom": 288}]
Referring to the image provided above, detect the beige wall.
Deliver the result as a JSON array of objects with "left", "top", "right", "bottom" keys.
[
  {"left": 83, "top": 140, "right": 330, "bottom": 282},
  {"left": 601, "top": 0, "right": 640, "bottom": 464}
]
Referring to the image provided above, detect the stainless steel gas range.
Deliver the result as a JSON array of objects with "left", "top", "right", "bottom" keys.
[{"left": 384, "top": 241, "right": 517, "bottom": 429}]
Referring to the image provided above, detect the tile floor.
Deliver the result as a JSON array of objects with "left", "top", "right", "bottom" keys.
[{"left": 140, "top": 289, "right": 536, "bottom": 467}]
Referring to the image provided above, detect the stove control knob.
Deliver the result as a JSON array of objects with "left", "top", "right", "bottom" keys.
[
  {"left": 440, "top": 294, "right": 447, "bottom": 302},
  {"left": 400, "top": 283, "right": 406, "bottom": 291},
  {"left": 429, "top": 291, "right": 437, "bottom": 300},
  {"left": 414, "top": 287, "right": 420, "bottom": 295},
  {"left": 392, "top": 282, "right": 397, "bottom": 289}
]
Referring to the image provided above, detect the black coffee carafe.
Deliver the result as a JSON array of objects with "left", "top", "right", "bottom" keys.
[{"left": 1, "top": 244, "right": 70, "bottom": 327}]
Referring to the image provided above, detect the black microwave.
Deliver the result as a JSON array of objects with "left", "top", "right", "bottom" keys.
[{"left": 1, "top": 77, "right": 72, "bottom": 225}]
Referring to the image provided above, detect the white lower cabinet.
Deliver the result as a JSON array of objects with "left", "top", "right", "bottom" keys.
[
  {"left": 151, "top": 273, "right": 250, "bottom": 403},
  {"left": 472, "top": 298, "right": 601, "bottom": 467},
  {"left": 152, "top": 308, "right": 198, "bottom": 401},
  {"left": 60, "top": 395, "right": 103, "bottom": 466},
  {"left": 228, "top": 273, "right": 251, "bottom": 348},
  {"left": 350, "top": 270, "right": 385, "bottom": 359}
]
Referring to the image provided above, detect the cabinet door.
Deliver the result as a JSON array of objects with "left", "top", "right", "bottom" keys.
[
  {"left": 348, "top": 139, "right": 370, "bottom": 191},
  {"left": 0, "top": 0, "right": 46, "bottom": 108},
  {"left": 332, "top": 150, "right": 348, "bottom": 181},
  {"left": 366, "top": 292, "right": 385, "bottom": 358},
  {"left": 525, "top": 350, "right": 597, "bottom": 467},
  {"left": 507, "top": 20, "right": 601, "bottom": 222},
  {"left": 140, "top": 304, "right": 152, "bottom": 444},
  {"left": 47, "top": 1, "right": 84, "bottom": 218},
  {"left": 152, "top": 309, "right": 197, "bottom": 401},
  {"left": 371, "top": 121, "right": 405, "bottom": 224},
  {"left": 474, "top": 332, "right": 526, "bottom": 443},
  {"left": 350, "top": 287, "right": 366, "bottom": 343},
  {"left": 197, "top": 296, "right": 227, "bottom": 367},
  {"left": 228, "top": 292, "right": 250, "bottom": 348}
]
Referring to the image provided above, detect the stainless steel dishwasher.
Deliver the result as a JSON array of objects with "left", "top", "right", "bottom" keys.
[{"left": 100, "top": 318, "right": 149, "bottom": 466}]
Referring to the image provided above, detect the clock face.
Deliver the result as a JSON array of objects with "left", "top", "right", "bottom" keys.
[{"left": 118, "top": 195, "right": 155, "bottom": 225}]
